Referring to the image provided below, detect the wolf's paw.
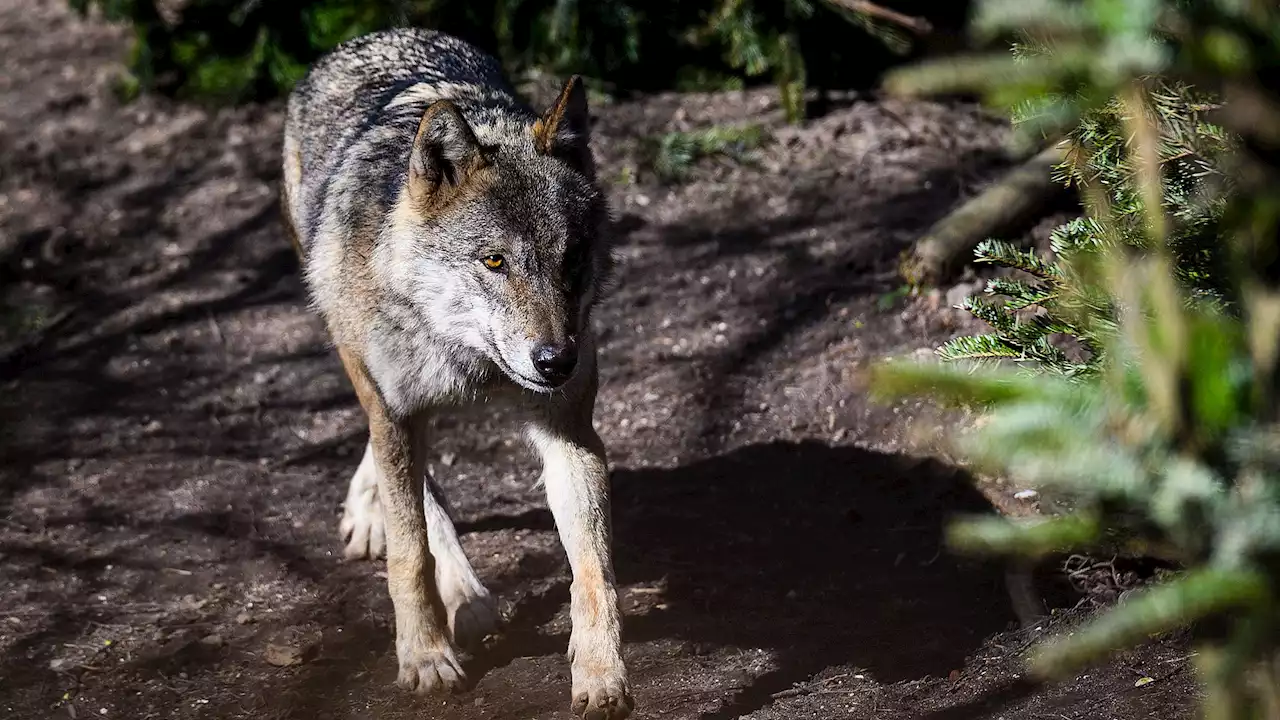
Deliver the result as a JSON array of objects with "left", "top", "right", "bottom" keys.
[
  {"left": 396, "top": 646, "right": 467, "bottom": 695},
  {"left": 339, "top": 474, "right": 384, "bottom": 560},
  {"left": 446, "top": 585, "right": 501, "bottom": 649},
  {"left": 570, "top": 668, "right": 633, "bottom": 720}
]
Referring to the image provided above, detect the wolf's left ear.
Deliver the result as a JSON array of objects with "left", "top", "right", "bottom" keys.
[
  {"left": 533, "top": 75, "right": 594, "bottom": 176},
  {"left": 409, "top": 100, "right": 485, "bottom": 206}
]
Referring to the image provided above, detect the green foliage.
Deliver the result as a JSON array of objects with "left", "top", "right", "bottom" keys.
[
  {"left": 936, "top": 81, "right": 1235, "bottom": 378},
  {"left": 644, "top": 124, "right": 768, "bottom": 183},
  {"left": 893, "top": 0, "right": 1238, "bottom": 380},
  {"left": 694, "top": 0, "right": 813, "bottom": 121},
  {"left": 875, "top": 254, "right": 1280, "bottom": 713},
  {"left": 70, "top": 0, "right": 933, "bottom": 115},
  {"left": 876, "top": 284, "right": 913, "bottom": 311},
  {"left": 876, "top": 0, "right": 1280, "bottom": 716}
]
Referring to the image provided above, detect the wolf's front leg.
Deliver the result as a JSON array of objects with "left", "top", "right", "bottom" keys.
[
  {"left": 527, "top": 369, "right": 633, "bottom": 720},
  {"left": 337, "top": 347, "right": 465, "bottom": 695}
]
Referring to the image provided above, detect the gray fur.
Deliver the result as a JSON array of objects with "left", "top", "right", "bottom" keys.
[{"left": 280, "top": 28, "right": 631, "bottom": 719}]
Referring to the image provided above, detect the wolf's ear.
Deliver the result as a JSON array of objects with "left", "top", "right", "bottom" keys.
[
  {"left": 533, "top": 75, "right": 593, "bottom": 176},
  {"left": 409, "top": 100, "right": 485, "bottom": 206}
]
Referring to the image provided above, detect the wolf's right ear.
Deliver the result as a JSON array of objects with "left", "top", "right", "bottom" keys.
[
  {"left": 408, "top": 100, "right": 485, "bottom": 206},
  {"left": 533, "top": 75, "right": 594, "bottom": 176}
]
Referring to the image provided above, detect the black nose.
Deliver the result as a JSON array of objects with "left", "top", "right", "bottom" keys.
[{"left": 531, "top": 340, "right": 578, "bottom": 384}]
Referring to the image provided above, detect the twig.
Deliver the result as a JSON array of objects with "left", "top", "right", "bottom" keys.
[
  {"left": 826, "top": 0, "right": 933, "bottom": 34},
  {"left": 770, "top": 673, "right": 854, "bottom": 699},
  {"left": 207, "top": 312, "right": 225, "bottom": 347},
  {"left": 771, "top": 687, "right": 811, "bottom": 700}
]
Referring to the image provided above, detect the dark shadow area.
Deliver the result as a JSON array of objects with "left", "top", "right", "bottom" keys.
[
  {"left": 919, "top": 678, "right": 1047, "bottom": 720},
  {"left": 0, "top": 503, "right": 334, "bottom": 710},
  {"left": 455, "top": 508, "right": 557, "bottom": 536},
  {"left": 0, "top": 191, "right": 307, "bottom": 512},
  {"left": 609, "top": 440, "right": 1019, "bottom": 718}
]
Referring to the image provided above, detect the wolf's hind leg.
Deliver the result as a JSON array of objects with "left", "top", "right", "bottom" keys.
[
  {"left": 340, "top": 437, "right": 501, "bottom": 645},
  {"left": 421, "top": 473, "right": 502, "bottom": 648},
  {"left": 340, "top": 442, "right": 386, "bottom": 560}
]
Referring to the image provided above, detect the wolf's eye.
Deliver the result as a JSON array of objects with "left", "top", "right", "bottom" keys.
[{"left": 482, "top": 254, "right": 505, "bottom": 271}]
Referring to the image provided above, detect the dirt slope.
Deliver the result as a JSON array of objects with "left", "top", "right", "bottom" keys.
[{"left": 1, "top": 2, "right": 1198, "bottom": 719}]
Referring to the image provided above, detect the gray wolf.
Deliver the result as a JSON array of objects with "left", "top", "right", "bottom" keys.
[{"left": 280, "top": 27, "right": 631, "bottom": 719}]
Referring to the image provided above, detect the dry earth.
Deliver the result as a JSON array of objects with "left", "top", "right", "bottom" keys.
[{"left": 1, "top": 2, "right": 1200, "bottom": 719}]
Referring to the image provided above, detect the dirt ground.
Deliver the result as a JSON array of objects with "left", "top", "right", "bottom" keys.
[{"left": 1, "top": 2, "right": 1202, "bottom": 719}]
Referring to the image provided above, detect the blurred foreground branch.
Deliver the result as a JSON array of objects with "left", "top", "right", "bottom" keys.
[{"left": 825, "top": 0, "right": 933, "bottom": 35}]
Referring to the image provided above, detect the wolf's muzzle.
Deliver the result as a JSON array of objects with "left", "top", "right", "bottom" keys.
[{"left": 531, "top": 339, "right": 578, "bottom": 386}]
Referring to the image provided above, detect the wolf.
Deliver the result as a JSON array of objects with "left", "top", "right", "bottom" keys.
[{"left": 280, "top": 28, "right": 631, "bottom": 719}]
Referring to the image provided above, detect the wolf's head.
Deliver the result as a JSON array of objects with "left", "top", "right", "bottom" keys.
[{"left": 383, "top": 77, "right": 612, "bottom": 394}]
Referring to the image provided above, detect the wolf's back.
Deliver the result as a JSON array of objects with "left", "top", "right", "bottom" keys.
[{"left": 283, "top": 28, "right": 527, "bottom": 249}]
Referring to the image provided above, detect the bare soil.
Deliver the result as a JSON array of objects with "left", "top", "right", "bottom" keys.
[{"left": 1, "top": 2, "right": 1200, "bottom": 719}]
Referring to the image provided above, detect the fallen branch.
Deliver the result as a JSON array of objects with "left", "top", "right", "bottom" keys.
[
  {"left": 899, "top": 144, "right": 1069, "bottom": 288},
  {"left": 825, "top": 0, "right": 933, "bottom": 35}
]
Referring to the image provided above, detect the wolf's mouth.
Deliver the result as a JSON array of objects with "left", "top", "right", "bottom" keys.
[
  {"left": 510, "top": 371, "right": 563, "bottom": 393},
  {"left": 487, "top": 350, "right": 562, "bottom": 393}
]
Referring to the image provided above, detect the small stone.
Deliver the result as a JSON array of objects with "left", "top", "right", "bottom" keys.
[
  {"left": 440, "top": 452, "right": 456, "bottom": 467},
  {"left": 264, "top": 643, "right": 304, "bottom": 667},
  {"left": 235, "top": 612, "right": 254, "bottom": 625},
  {"left": 199, "top": 634, "right": 224, "bottom": 648},
  {"left": 1014, "top": 489, "right": 1039, "bottom": 501}
]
